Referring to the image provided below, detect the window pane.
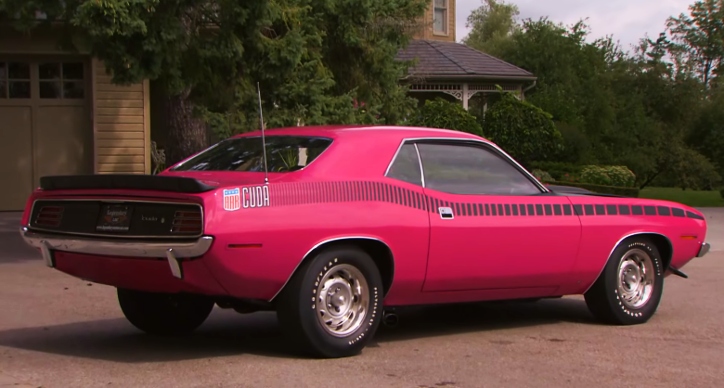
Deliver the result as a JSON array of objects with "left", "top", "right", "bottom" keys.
[
  {"left": 63, "top": 63, "right": 84, "bottom": 80},
  {"left": 417, "top": 143, "right": 541, "bottom": 195},
  {"left": 0, "top": 81, "right": 7, "bottom": 98},
  {"left": 63, "top": 81, "right": 85, "bottom": 98},
  {"left": 39, "top": 63, "right": 61, "bottom": 80},
  {"left": 39, "top": 81, "right": 62, "bottom": 98},
  {"left": 434, "top": 0, "right": 446, "bottom": 7},
  {"left": 433, "top": 10, "right": 446, "bottom": 32},
  {"left": 8, "top": 63, "right": 30, "bottom": 79},
  {"left": 171, "top": 136, "right": 334, "bottom": 172},
  {"left": 0, "top": 63, "right": 6, "bottom": 80},
  {"left": 387, "top": 143, "right": 422, "bottom": 186},
  {"left": 8, "top": 81, "right": 31, "bottom": 98}
]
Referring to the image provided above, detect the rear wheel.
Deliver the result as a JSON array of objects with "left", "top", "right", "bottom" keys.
[
  {"left": 276, "top": 246, "right": 384, "bottom": 358},
  {"left": 584, "top": 237, "right": 664, "bottom": 325},
  {"left": 117, "top": 288, "right": 214, "bottom": 336}
]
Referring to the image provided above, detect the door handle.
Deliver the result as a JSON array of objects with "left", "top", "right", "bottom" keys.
[{"left": 438, "top": 206, "right": 454, "bottom": 219}]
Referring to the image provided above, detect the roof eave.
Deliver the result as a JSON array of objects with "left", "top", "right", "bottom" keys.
[{"left": 401, "top": 74, "right": 538, "bottom": 82}]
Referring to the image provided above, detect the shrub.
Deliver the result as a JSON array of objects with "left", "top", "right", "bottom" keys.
[
  {"left": 605, "top": 166, "right": 637, "bottom": 187},
  {"left": 720, "top": 188, "right": 724, "bottom": 200},
  {"left": 482, "top": 90, "right": 564, "bottom": 166},
  {"left": 407, "top": 98, "right": 483, "bottom": 136},
  {"left": 531, "top": 169, "right": 555, "bottom": 182},
  {"left": 528, "top": 161, "right": 582, "bottom": 181},
  {"left": 579, "top": 165, "right": 636, "bottom": 188}
]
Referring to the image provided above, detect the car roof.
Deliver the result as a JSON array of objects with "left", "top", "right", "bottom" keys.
[
  {"left": 232, "top": 124, "right": 487, "bottom": 143},
  {"left": 228, "top": 125, "right": 491, "bottom": 180}
]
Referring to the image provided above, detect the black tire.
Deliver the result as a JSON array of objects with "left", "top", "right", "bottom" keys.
[
  {"left": 276, "top": 245, "right": 384, "bottom": 358},
  {"left": 117, "top": 288, "right": 215, "bottom": 336},
  {"left": 584, "top": 237, "right": 665, "bottom": 325}
]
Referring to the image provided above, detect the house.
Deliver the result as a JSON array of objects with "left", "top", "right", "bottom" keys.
[
  {"left": 0, "top": 22, "right": 152, "bottom": 211},
  {"left": 0, "top": 0, "right": 534, "bottom": 211},
  {"left": 403, "top": 0, "right": 537, "bottom": 111}
]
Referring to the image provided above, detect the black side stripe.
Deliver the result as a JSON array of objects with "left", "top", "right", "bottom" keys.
[{"left": 263, "top": 180, "right": 704, "bottom": 220}]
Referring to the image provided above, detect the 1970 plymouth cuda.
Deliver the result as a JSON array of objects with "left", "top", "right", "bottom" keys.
[{"left": 19, "top": 125, "right": 710, "bottom": 358}]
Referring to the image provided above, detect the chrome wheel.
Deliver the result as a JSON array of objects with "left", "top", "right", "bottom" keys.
[
  {"left": 617, "top": 248, "right": 655, "bottom": 309},
  {"left": 314, "top": 263, "right": 369, "bottom": 337}
]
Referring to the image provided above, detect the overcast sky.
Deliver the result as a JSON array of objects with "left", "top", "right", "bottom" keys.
[{"left": 455, "top": 0, "right": 696, "bottom": 52}]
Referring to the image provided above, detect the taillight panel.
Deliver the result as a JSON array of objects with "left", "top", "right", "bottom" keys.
[{"left": 28, "top": 199, "right": 204, "bottom": 239}]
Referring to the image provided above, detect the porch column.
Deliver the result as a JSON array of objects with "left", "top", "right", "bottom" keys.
[{"left": 462, "top": 83, "right": 469, "bottom": 110}]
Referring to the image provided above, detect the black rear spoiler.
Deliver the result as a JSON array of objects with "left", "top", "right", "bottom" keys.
[{"left": 39, "top": 174, "right": 217, "bottom": 193}]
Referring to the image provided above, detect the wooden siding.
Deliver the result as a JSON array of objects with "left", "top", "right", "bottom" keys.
[
  {"left": 92, "top": 59, "right": 150, "bottom": 175},
  {"left": 413, "top": 0, "right": 456, "bottom": 42}
]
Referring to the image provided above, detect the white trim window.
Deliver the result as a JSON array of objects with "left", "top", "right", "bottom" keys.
[{"left": 433, "top": 0, "right": 448, "bottom": 34}]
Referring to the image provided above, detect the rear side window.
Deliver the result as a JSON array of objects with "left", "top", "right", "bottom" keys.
[
  {"left": 171, "top": 136, "right": 333, "bottom": 172},
  {"left": 386, "top": 143, "right": 423, "bottom": 186}
]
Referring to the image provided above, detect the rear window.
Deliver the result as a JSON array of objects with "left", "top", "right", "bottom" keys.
[{"left": 171, "top": 136, "right": 333, "bottom": 172}]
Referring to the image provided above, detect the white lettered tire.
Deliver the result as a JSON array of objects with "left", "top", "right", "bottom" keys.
[
  {"left": 276, "top": 245, "right": 384, "bottom": 358},
  {"left": 584, "top": 237, "right": 665, "bottom": 325}
]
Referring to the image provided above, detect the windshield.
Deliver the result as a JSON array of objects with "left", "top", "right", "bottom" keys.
[{"left": 171, "top": 136, "right": 334, "bottom": 172}]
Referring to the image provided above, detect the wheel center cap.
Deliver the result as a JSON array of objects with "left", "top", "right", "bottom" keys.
[{"left": 335, "top": 295, "right": 345, "bottom": 306}]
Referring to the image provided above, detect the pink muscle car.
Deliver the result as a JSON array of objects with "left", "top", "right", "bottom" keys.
[{"left": 19, "top": 125, "right": 710, "bottom": 358}]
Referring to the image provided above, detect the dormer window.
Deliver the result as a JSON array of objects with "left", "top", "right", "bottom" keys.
[{"left": 433, "top": 0, "right": 448, "bottom": 34}]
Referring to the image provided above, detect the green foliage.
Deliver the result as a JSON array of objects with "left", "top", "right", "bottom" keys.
[
  {"left": 461, "top": 1, "right": 724, "bottom": 194},
  {"left": 482, "top": 90, "right": 563, "bottom": 167},
  {"left": 530, "top": 169, "right": 554, "bottom": 182},
  {"left": 666, "top": 0, "right": 724, "bottom": 88},
  {"left": 687, "top": 88, "right": 724, "bottom": 179},
  {"left": 528, "top": 161, "right": 582, "bottom": 181},
  {"left": 408, "top": 98, "right": 483, "bottom": 136},
  {"left": 579, "top": 165, "right": 636, "bottom": 188},
  {"left": 667, "top": 146, "right": 722, "bottom": 190},
  {"left": 547, "top": 181, "right": 641, "bottom": 198},
  {"left": 462, "top": 0, "right": 520, "bottom": 57},
  {"left": 2, "top": 0, "right": 429, "bottom": 160}
]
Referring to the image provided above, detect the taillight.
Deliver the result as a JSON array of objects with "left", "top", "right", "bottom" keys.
[
  {"left": 34, "top": 206, "right": 64, "bottom": 227},
  {"left": 171, "top": 209, "right": 203, "bottom": 234}
]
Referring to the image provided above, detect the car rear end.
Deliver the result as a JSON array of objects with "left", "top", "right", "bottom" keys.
[{"left": 19, "top": 174, "right": 228, "bottom": 295}]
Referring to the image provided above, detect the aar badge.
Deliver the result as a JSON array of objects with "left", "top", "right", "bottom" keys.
[{"left": 223, "top": 188, "right": 241, "bottom": 211}]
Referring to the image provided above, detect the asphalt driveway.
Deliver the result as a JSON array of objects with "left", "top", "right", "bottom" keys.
[{"left": 1, "top": 209, "right": 722, "bottom": 387}]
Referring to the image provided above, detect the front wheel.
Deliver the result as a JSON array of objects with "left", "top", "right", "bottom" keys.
[
  {"left": 584, "top": 237, "right": 664, "bottom": 325},
  {"left": 276, "top": 246, "right": 384, "bottom": 358},
  {"left": 117, "top": 288, "right": 215, "bottom": 336}
]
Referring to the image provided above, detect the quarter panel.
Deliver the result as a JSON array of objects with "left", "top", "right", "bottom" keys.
[
  {"left": 561, "top": 196, "right": 707, "bottom": 295},
  {"left": 200, "top": 179, "right": 431, "bottom": 303}
]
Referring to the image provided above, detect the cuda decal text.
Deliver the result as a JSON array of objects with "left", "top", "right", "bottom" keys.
[{"left": 223, "top": 186, "right": 270, "bottom": 211}]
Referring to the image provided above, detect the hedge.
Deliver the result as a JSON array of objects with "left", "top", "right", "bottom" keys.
[{"left": 543, "top": 180, "right": 640, "bottom": 197}]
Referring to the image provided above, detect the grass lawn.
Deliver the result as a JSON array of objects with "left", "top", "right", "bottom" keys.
[{"left": 639, "top": 187, "right": 724, "bottom": 207}]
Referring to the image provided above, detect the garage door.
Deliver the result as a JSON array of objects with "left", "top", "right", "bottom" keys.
[{"left": 0, "top": 58, "right": 92, "bottom": 211}]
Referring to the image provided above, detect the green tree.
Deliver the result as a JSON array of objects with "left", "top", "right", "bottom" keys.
[
  {"left": 408, "top": 98, "right": 483, "bottom": 136},
  {"left": 0, "top": 0, "right": 428, "bottom": 165},
  {"left": 666, "top": 0, "right": 724, "bottom": 88},
  {"left": 462, "top": 0, "right": 520, "bottom": 57},
  {"left": 482, "top": 91, "right": 563, "bottom": 168}
]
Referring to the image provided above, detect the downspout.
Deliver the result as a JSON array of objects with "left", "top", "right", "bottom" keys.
[{"left": 522, "top": 80, "right": 537, "bottom": 97}]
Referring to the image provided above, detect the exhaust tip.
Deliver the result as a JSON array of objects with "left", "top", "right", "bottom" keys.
[{"left": 382, "top": 310, "right": 399, "bottom": 327}]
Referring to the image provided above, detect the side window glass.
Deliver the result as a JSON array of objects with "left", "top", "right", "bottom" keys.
[
  {"left": 386, "top": 143, "right": 422, "bottom": 186},
  {"left": 417, "top": 142, "right": 541, "bottom": 195}
]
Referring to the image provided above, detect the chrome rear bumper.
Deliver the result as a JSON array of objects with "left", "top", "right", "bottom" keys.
[
  {"left": 697, "top": 242, "right": 711, "bottom": 258},
  {"left": 19, "top": 227, "right": 213, "bottom": 279}
]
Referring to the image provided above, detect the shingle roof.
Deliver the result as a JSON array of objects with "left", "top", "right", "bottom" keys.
[{"left": 396, "top": 39, "right": 536, "bottom": 80}]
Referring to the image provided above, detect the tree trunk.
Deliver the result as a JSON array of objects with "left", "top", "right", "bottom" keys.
[{"left": 163, "top": 89, "right": 209, "bottom": 167}]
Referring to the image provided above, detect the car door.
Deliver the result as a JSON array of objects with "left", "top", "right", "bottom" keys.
[{"left": 413, "top": 139, "right": 582, "bottom": 292}]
